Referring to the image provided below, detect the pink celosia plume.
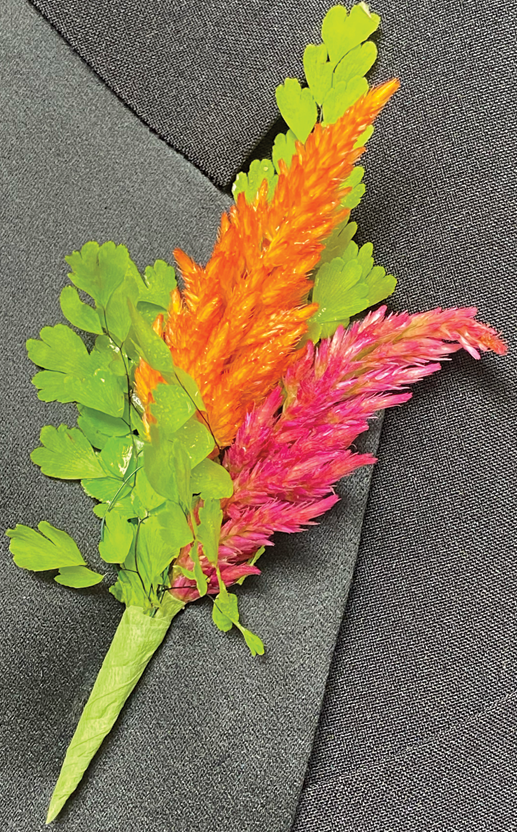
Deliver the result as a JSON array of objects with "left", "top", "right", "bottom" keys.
[{"left": 170, "top": 306, "right": 506, "bottom": 601}]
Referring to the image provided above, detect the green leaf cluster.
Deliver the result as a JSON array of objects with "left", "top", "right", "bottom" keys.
[
  {"left": 232, "top": 3, "right": 379, "bottom": 204},
  {"left": 188, "top": 499, "right": 264, "bottom": 656},
  {"left": 307, "top": 231, "right": 397, "bottom": 341},
  {"left": 212, "top": 585, "right": 265, "bottom": 657},
  {"left": 18, "top": 241, "right": 240, "bottom": 621}
]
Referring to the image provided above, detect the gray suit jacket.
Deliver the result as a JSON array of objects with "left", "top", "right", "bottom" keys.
[{"left": 1, "top": 1, "right": 515, "bottom": 830}]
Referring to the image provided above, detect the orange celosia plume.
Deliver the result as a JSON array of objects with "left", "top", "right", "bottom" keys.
[{"left": 135, "top": 79, "right": 400, "bottom": 446}]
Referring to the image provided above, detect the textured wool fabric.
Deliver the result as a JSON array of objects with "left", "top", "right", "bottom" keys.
[
  {"left": 0, "top": 2, "right": 382, "bottom": 830},
  {"left": 28, "top": 0, "right": 336, "bottom": 189}
]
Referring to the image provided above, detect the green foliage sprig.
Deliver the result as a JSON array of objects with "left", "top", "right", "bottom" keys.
[
  {"left": 231, "top": 3, "right": 396, "bottom": 343},
  {"left": 7, "top": 241, "right": 262, "bottom": 653}
]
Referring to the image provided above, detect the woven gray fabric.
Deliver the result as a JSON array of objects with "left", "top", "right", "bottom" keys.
[
  {"left": 292, "top": 1, "right": 517, "bottom": 829},
  {"left": 0, "top": 2, "right": 382, "bottom": 830},
  {"left": 28, "top": 0, "right": 336, "bottom": 189}
]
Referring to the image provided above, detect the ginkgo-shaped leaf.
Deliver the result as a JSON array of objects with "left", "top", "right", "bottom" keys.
[
  {"left": 149, "top": 383, "right": 196, "bottom": 434},
  {"left": 7, "top": 521, "right": 86, "bottom": 571},
  {"left": 77, "top": 405, "right": 132, "bottom": 451},
  {"left": 303, "top": 43, "right": 333, "bottom": 105},
  {"left": 211, "top": 584, "right": 265, "bottom": 656},
  {"left": 65, "top": 241, "right": 133, "bottom": 310},
  {"left": 319, "top": 220, "right": 358, "bottom": 266},
  {"left": 340, "top": 166, "right": 366, "bottom": 210},
  {"left": 27, "top": 324, "right": 125, "bottom": 417},
  {"left": 27, "top": 324, "right": 90, "bottom": 375},
  {"left": 232, "top": 159, "right": 278, "bottom": 203},
  {"left": 131, "top": 468, "right": 165, "bottom": 515},
  {"left": 275, "top": 78, "right": 318, "bottom": 143},
  {"left": 140, "top": 260, "right": 177, "bottom": 308},
  {"left": 98, "top": 436, "right": 134, "bottom": 479},
  {"left": 55, "top": 566, "right": 104, "bottom": 588},
  {"left": 321, "top": 3, "right": 380, "bottom": 64},
  {"left": 31, "top": 425, "right": 105, "bottom": 480},
  {"left": 60, "top": 286, "right": 103, "bottom": 334},
  {"left": 144, "top": 426, "right": 191, "bottom": 509},
  {"left": 170, "top": 416, "right": 215, "bottom": 468},
  {"left": 7, "top": 524, "right": 104, "bottom": 588},
  {"left": 323, "top": 75, "right": 368, "bottom": 125},
  {"left": 137, "top": 503, "right": 193, "bottom": 587},
  {"left": 104, "top": 262, "right": 142, "bottom": 342},
  {"left": 196, "top": 498, "right": 223, "bottom": 565},
  {"left": 137, "top": 260, "right": 177, "bottom": 323},
  {"left": 334, "top": 40, "right": 377, "bottom": 86},
  {"left": 127, "top": 301, "right": 175, "bottom": 375},
  {"left": 272, "top": 130, "right": 297, "bottom": 174}
]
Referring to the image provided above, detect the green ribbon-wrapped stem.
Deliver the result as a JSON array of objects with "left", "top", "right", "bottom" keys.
[{"left": 46, "top": 594, "right": 184, "bottom": 824}]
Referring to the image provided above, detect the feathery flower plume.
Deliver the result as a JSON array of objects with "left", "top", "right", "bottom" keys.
[
  {"left": 135, "top": 80, "right": 400, "bottom": 446},
  {"left": 169, "top": 305, "right": 506, "bottom": 601}
]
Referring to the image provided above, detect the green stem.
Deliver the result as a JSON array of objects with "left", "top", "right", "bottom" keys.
[{"left": 46, "top": 594, "right": 184, "bottom": 824}]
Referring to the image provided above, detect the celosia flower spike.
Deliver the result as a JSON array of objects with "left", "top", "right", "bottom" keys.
[
  {"left": 169, "top": 306, "right": 505, "bottom": 601},
  {"left": 149, "top": 80, "right": 400, "bottom": 447}
]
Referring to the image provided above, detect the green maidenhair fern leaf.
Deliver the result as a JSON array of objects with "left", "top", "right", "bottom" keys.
[
  {"left": 232, "top": 3, "right": 380, "bottom": 205},
  {"left": 275, "top": 78, "right": 318, "bottom": 143},
  {"left": 308, "top": 235, "right": 397, "bottom": 342}
]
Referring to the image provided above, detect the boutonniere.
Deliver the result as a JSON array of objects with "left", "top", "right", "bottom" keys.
[{"left": 6, "top": 3, "right": 506, "bottom": 823}]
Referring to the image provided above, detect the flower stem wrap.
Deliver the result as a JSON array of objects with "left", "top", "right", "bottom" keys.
[{"left": 46, "top": 595, "right": 185, "bottom": 824}]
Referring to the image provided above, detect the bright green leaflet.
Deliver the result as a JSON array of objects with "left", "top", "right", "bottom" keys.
[
  {"left": 173, "top": 417, "right": 215, "bottom": 467},
  {"left": 77, "top": 405, "right": 132, "bottom": 450},
  {"left": 7, "top": 521, "right": 86, "bottom": 571},
  {"left": 271, "top": 130, "right": 297, "bottom": 174},
  {"left": 321, "top": 3, "right": 380, "bottom": 64},
  {"left": 276, "top": 78, "right": 318, "bottom": 144},
  {"left": 98, "top": 436, "right": 134, "bottom": 479},
  {"left": 144, "top": 426, "right": 192, "bottom": 509},
  {"left": 55, "top": 566, "right": 104, "bottom": 588},
  {"left": 104, "top": 261, "right": 143, "bottom": 342},
  {"left": 7, "top": 523, "right": 104, "bottom": 588},
  {"left": 149, "top": 383, "right": 196, "bottom": 434},
  {"left": 333, "top": 40, "right": 377, "bottom": 86},
  {"left": 31, "top": 425, "right": 105, "bottom": 480},
  {"left": 190, "top": 457, "right": 234, "bottom": 499},
  {"left": 194, "top": 500, "right": 264, "bottom": 655},
  {"left": 139, "top": 259, "right": 177, "bottom": 309},
  {"left": 98, "top": 510, "right": 135, "bottom": 564},
  {"left": 133, "top": 468, "right": 166, "bottom": 513},
  {"left": 60, "top": 286, "right": 103, "bottom": 334},
  {"left": 318, "top": 220, "right": 358, "bottom": 267},
  {"left": 232, "top": 159, "right": 278, "bottom": 203},
  {"left": 322, "top": 76, "right": 368, "bottom": 125},
  {"left": 127, "top": 300, "right": 175, "bottom": 374},
  {"left": 196, "top": 498, "right": 223, "bottom": 565},
  {"left": 236, "top": 546, "right": 266, "bottom": 585},
  {"left": 66, "top": 241, "right": 130, "bottom": 308},
  {"left": 28, "top": 324, "right": 125, "bottom": 417},
  {"left": 303, "top": 43, "right": 333, "bottom": 105}
]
